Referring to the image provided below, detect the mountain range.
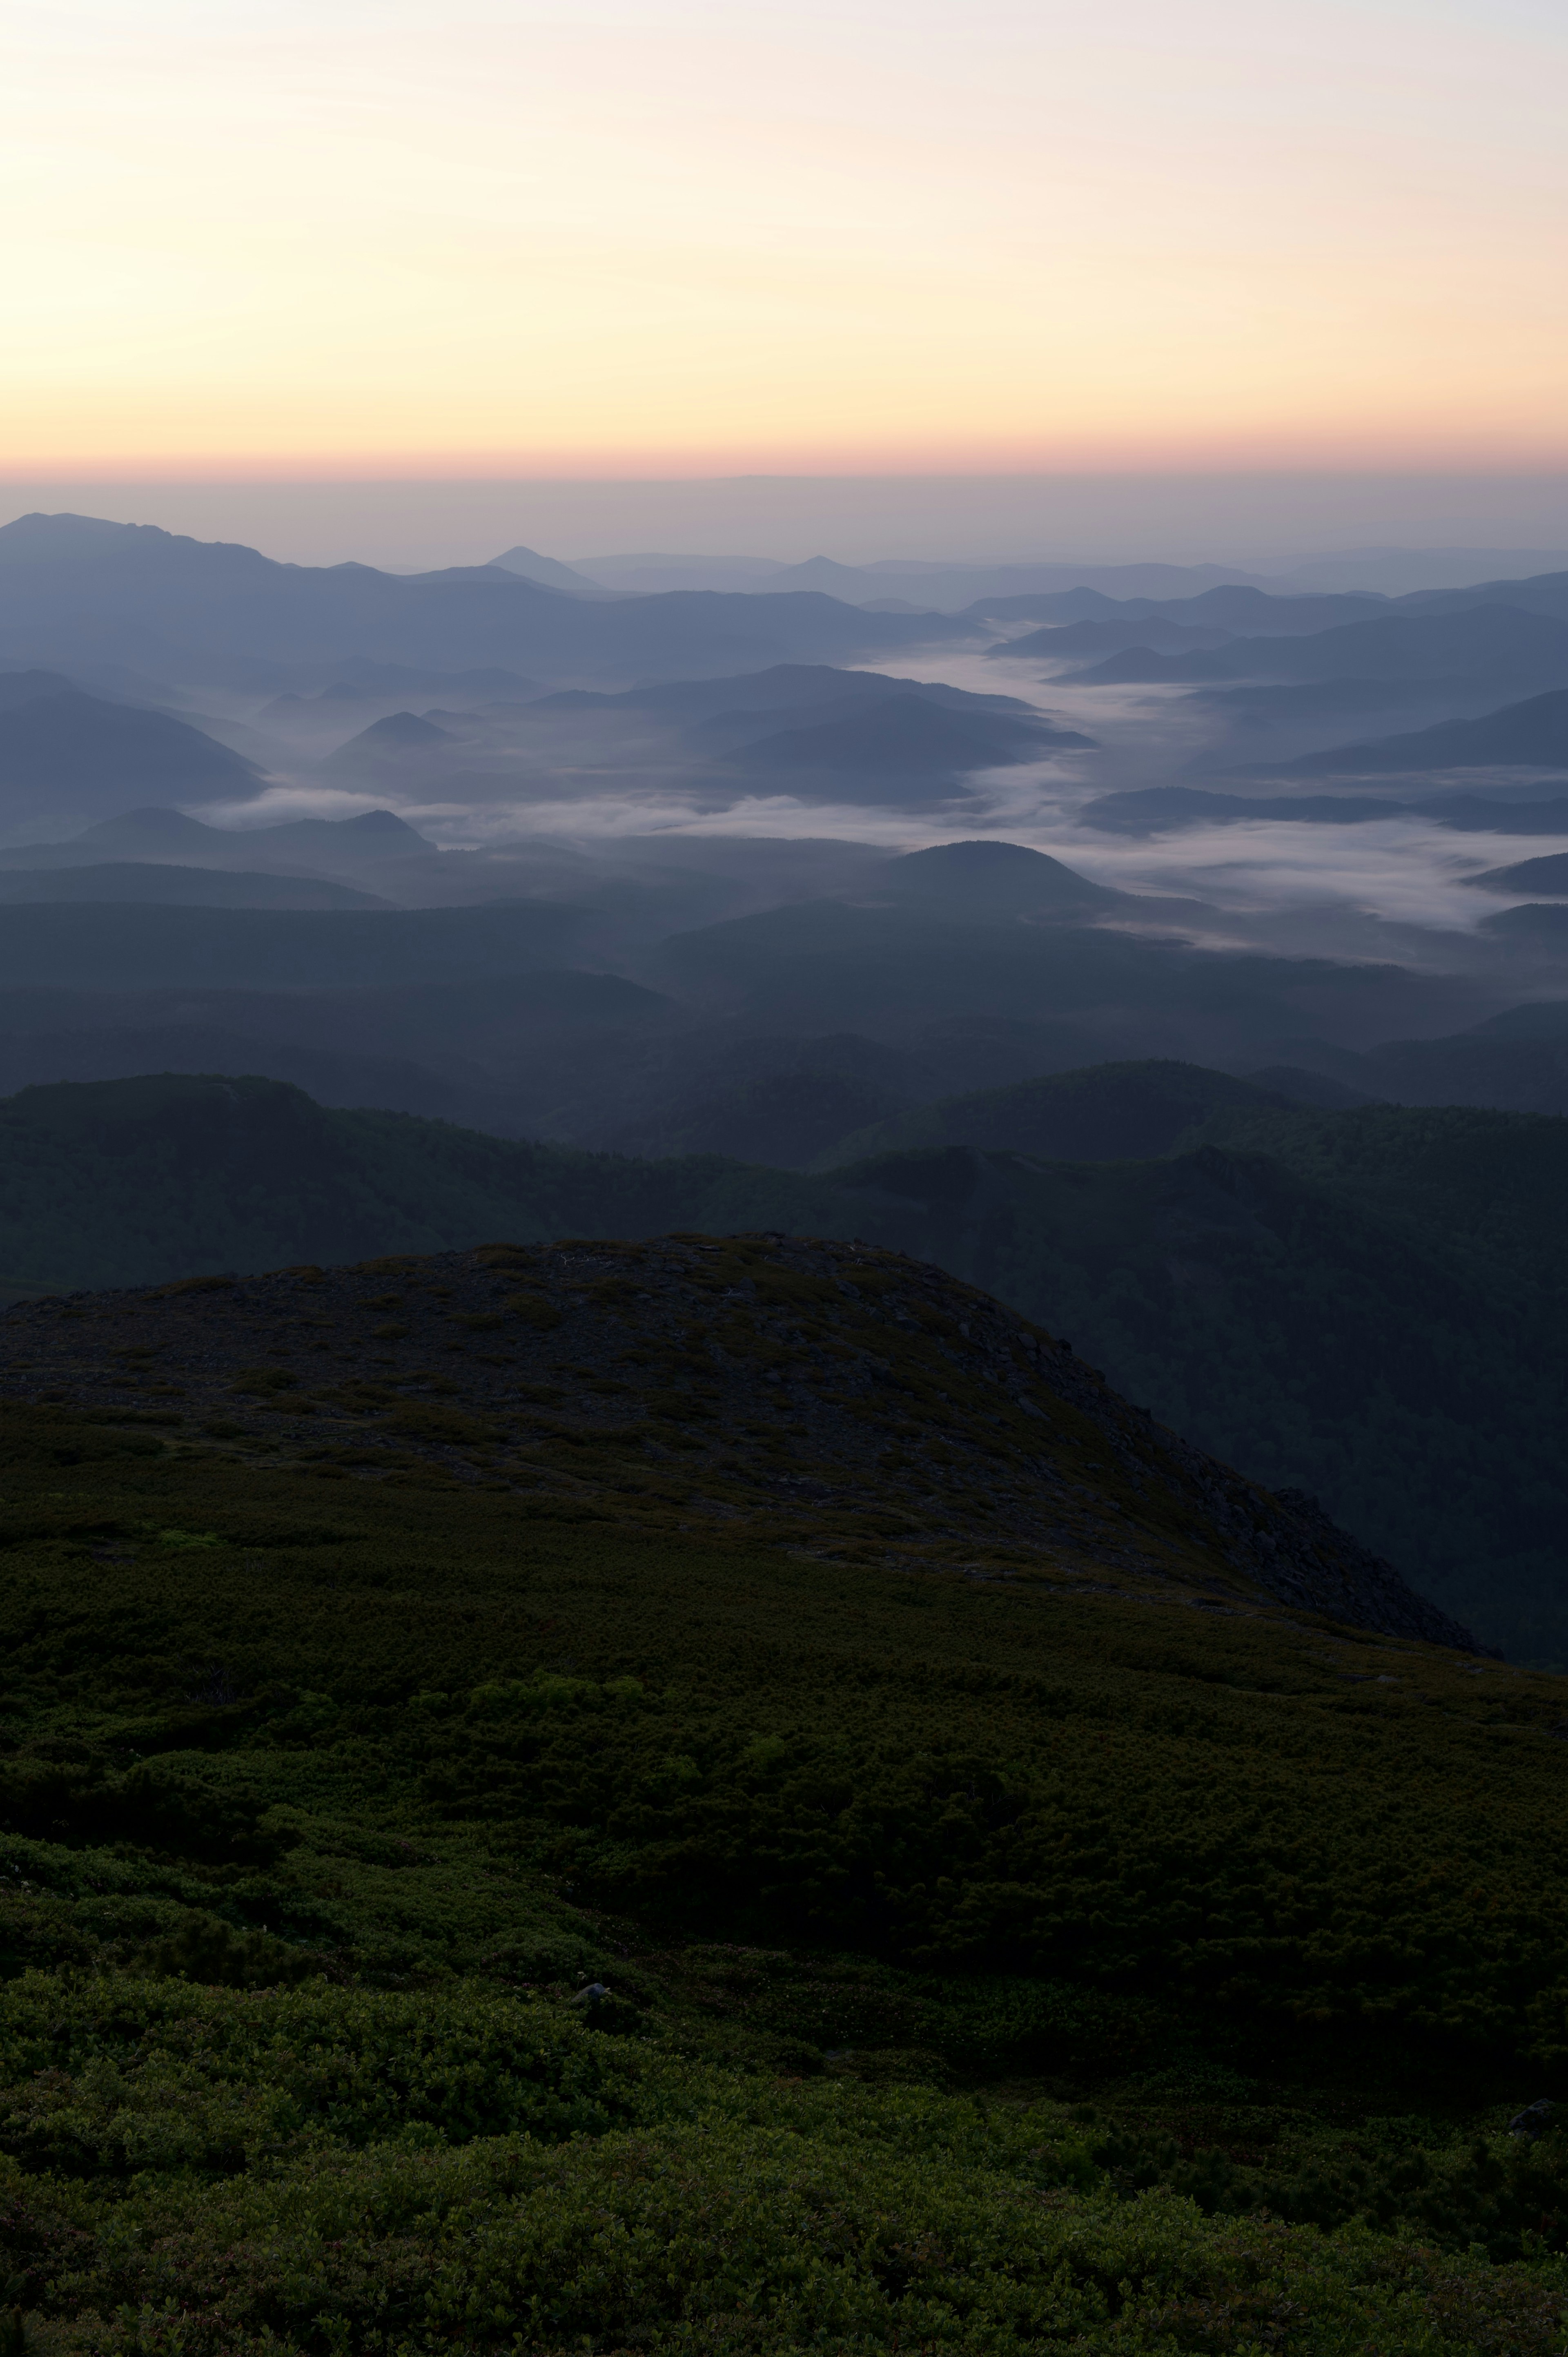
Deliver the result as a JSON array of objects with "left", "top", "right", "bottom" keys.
[
  {"left": 1062, "top": 603, "right": 1568, "bottom": 690},
  {"left": 0, "top": 513, "right": 975, "bottom": 682}
]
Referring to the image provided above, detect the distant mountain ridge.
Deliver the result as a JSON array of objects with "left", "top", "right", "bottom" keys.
[
  {"left": 1270, "top": 687, "right": 1568, "bottom": 776},
  {"left": 1062, "top": 604, "right": 1568, "bottom": 690},
  {"left": 0, "top": 514, "right": 977, "bottom": 682},
  {"left": 0, "top": 679, "right": 263, "bottom": 825}
]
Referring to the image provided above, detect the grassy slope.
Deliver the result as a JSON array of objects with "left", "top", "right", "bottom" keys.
[{"left": 2, "top": 1240, "right": 1568, "bottom": 2348}]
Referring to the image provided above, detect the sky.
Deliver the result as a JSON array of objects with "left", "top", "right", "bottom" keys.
[{"left": 6, "top": 0, "right": 1567, "bottom": 483}]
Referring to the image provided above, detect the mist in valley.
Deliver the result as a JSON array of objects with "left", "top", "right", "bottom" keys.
[{"left": 4, "top": 507, "right": 1568, "bottom": 1652}]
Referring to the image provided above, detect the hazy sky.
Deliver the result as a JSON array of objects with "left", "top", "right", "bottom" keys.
[{"left": 7, "top": 0, "right": 1566, "bottom": 478}]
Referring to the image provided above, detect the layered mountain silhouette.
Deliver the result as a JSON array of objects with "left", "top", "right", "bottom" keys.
[
  {"left": 0, "top": 805, "right": 436, "bottom": 872},
  {"left": 323, "top": 710, "right": 456, "bottom": 775},
  {"left": 1465, "top": 851, "right": 1568, "bottom": 897},
  {"left": 851, "top": 838, "right": 1118, "bottom": 914},
  {"left": 529, "top": 662, "right": 1052, "bottom": 728},
  {"left": 987, "top": 618, "right": 1234, "bottom": 659},
  {"left": 721, "top": 691, "right": 1086, "bottom": 792},
  {"left": 0, "top": 899, "right": 587, "bottom": 991},
  {"left": 817, "top": 1058, "right": 1291, "bottom": 1164},
  {"left": 1064, "top": 605, "right": 1568, "bottom": 691},
  {"left": 1272, "top": 687, "right": 1568, "bottom": 775},
  {"left": 0, "top": 864, "right": 384, "bottom": 910},
  {"left": 0, "top": 514, "right": 974, "bottom": 680},
  {"left": 487, "top": 544, "right": 617, "bottom": 597},
  {"left": 0, "top": 680, "right": 263, "bottom": 824}
]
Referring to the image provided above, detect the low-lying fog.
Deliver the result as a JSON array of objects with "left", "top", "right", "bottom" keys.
[{"left": 185, "top": 638, "right": 1568, "bottom": 967}]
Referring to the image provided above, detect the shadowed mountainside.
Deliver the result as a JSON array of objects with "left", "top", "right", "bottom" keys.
[
  {"left": 0, "top": 1068, "right": 1562, "bottom": 1657},
  {"left": 0, "top": 1230, "right": 1470, "bottom": 1647}
]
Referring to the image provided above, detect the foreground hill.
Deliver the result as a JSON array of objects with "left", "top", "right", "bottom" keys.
[
  {"left": 3, "top": 1068, "right": 1565, "bottom": 1663},
  {"left": 0, "top": 1231, "right": 1467, "bottom": 1645},
  {"left": 7, "top": 1236, "right": 1568, "bottom": 2348}
]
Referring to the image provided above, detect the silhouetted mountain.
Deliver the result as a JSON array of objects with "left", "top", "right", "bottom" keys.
[
  {"left": 229, "top": 808, "right": 438, "bottom": 863},
  {"left": 648, "top": 890, "right": 1478, "bottom": 1053},
  {"left": 1056, "top": 645, "right": 1190, "bottom": 684},
  {"left": 1467, "top": 852, "right": 1568, "bottom": 897},
  {"left": 854, "top": 838, "right": 1118, "bottom": 914},
  {"left": 323, "top": 710, "right": 455, "bottom": 774},
  {"left": 0, "top": 805, "right": 437, "bottom": 872},
  {"left": 0, "top": 864, "right": 385, "bottom": 910},
  {"left": 1476, "top": 1001, "right": 1568, "bottom": 1037},
  {"left": 1193, "top": 678, "right": 1481, "bottom": 726},
  {"left": 1252, "top": 1019, "right": 1568, "bottom": 1116},
  {"left": 0, "top": 900, "right": 587, "bottom": 990},
  {"left": 0, "top": 687, "right": 263, "bottom": 825},
  {"left": 818, "top": 1059, "right": 1289, "bottom": 1165},
  {"left": 1401, "top": 567, "right": 1568, "bottom": 621},
  {"left": 0, "top": 514, "right": 973, "bottom": 682},
  {"left": 487, "top": 545, "right": 616, "bottom": 597},
  {"left": 1272, "top": 687, "right": 1568, "bottom": 776},
  {"left": 605, "top": 1066, "right": 913, "bottom": 1166},
  {"left": 1419, "top": 797, "right": 1568, "bottom": 833},
  {"left": 1079, "top": 780, "right": 1568, "bottom": 836},
  {"left": 1138, "top": 586, "right": 1392, "bottom": 635},
  {"left": 724, "top": 693, "right": 1087, "bottom": 792},
  {"left": 986, "top": 618, "right": 1234, "bottom": 658},
  {"left": 0, "top": 667, "right": 79, "bottom": 707},
  {"left": 0, "top": 1028, "right": 490, "bottom": 1124},
  {"left": 1481, "top": 904, "right": 1568, "bottom": 942},
  {"left": 1087, "top": 605, "right": 1568, "bottom": 692},
  {"left": 1242, "top": 1064, "right": 1379, "bottom": 1109},
  {"left": 576, "top": 555, "right": 1272, "bottom": 604},
  {"left": 528, "top": 662, "right": 1044, "bottom": 728}
]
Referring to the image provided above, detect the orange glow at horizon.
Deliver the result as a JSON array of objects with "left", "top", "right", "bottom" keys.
[{"left": 5, "top": 0, "right": 1566, "bottom": 478}]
